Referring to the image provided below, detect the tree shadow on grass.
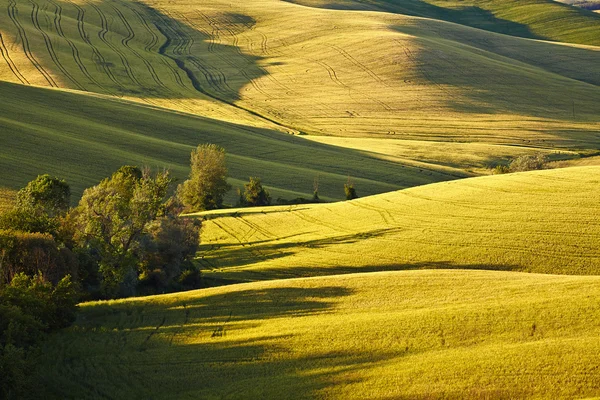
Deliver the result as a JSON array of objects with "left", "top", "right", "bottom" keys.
[{"left": 35, "top": 283, "right": 402, "bottom": 399}]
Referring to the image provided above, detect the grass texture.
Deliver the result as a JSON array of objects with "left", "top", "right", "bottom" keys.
[
  {"left": 36, "top": 269, "right": 600, "bottom": 399},
  {"left": 195, "top": 167, "right": 600, "bottom": 281}
]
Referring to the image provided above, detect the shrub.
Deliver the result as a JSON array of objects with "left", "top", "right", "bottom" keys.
[
  {"left": 239, "top": 177, "right": 271, "bottom": 207},
  {"left": 344, "top": 183, "right": 358, "bottom": 200},
  {"left": 509, "top": 154, "right": 548, "bottom": 172}
]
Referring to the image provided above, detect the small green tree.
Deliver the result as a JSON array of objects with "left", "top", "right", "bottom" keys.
[
  {"left": 344, "top": 178, "right": 358, "bottom": 200},
  {"left": 240, "top": 177, "right": 271, "bottom": 207},
  {"left": 178, "top": 144, "right": 231, "bottom": 211}
]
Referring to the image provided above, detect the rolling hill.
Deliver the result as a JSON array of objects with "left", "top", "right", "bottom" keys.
[
  {"left": 195, "top": 167, "right": 600, "bottom": 281},
  {"left": 35, "top": 269, "right": 600, "bottom": 399},
  {"left": 0, "top": 81, "right": 460, "bottom": 202},
  {"left": 0, "top": 0, "right": 598, "bottom": 192}
]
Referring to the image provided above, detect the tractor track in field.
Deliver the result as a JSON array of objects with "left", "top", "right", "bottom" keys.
[
  {"left": 328, "top": 44, "right": 389, "bottom": 87},
  {"left": 347, "top": 201, "right": 396, "bottom": 226},
  {"left": 0, "top": 32, "right": 28, "bottom": 83},
  {"left": 312, "top": 57, "right": 394, "bottom": 111},
  {"left": 194, "top": 11, "right": 269, "bottom": 98},
  {"left": 47, "top": 0, "right": 101, "bottom": 90},
  {"left": 66, "top": 0, "right": 121, "bottom": 88},
  {"left": 110, "top": 4, "right": 168, "bottom": 91},
  {"left": 146, "top": 6, "right": 298, "bottom": 133},
  {"left": 87, "top": 1, "right": 141, "bottom": 86},
  {"left": 29, "top": 0, "right": 84, "bottom": 89},
  {"left": 7, "top": 0, "right": 57, "bottom": 86},
  {"left": 120, "top": 2, "right": 186, "bottom": 88}
]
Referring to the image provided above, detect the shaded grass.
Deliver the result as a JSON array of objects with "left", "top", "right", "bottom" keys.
[
  {"left": 36, "top": 269, "right": 600, "bottom": 399},
  {"left": 195, "top": 167, "right": 600, "bottom": 281},
  {"left": 0, "top": 187, "right": 16, "bottom": 213}
]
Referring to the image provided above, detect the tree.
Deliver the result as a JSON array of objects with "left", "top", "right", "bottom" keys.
[
  {"left": 344, "top": 178, "right": 358, "bottom": 200},
  {"left": 71, "top": 166, "right": 172, "bottom": 297},
  {"left": 16, "top": 175, "right": 70, "bottom": 218},
  {"left": 178, "top": 144, "right": 231, "bottom": 211},
  {"left": 509, "top": 154, "right": 548, "bottom": 172},
  {"left": 0, "top": 175, "right": 70, "bottom": 236},
  {"left": 240, "top": 177, "right": 271, "bottom": 207}
]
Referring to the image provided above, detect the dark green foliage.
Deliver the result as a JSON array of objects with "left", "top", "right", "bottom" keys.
[
  {"left": 239, "top": 177, "right": 271, "bottom": 207},
  {"left": 178, "top": 144, "right": 232, "bottom": 211},
  {"left": 0, "top": 273, "right": 78, "bottom": 399},
  {"left": 0, "top": 230, "right": 78, "bottom": 285},
  {"left": 71, "top": 166, "right": 173, "bottom": 297},
  {"left": 344, "top": 183, "right": 358, "bottom": 200}
]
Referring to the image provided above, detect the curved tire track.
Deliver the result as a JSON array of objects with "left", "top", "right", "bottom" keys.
[
  {"left": 0, "top": 32, "right": 28, "bottom": 83},
  {"left": 7, "top": 0, "right": 57, "bottom": 86}
]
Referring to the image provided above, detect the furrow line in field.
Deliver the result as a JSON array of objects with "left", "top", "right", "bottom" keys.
[
  {"left": 329, "top": 44, "right": 389, "bottom": 87},
  {"left": 29, "top": 0, "right": 85, "bottom": 90},
  {"left": 66, "top": 0, "right": 120, "bottom": 88},
  {"left": 87, "top": 1, "right": 141, "bottom": 86},
  {"left": 235, "top": 215, "right": 274, "bottom": 239},
  {"left": 124, "top": 3, "right": 185, "bottom": 88},
  {"left": 110, "top": 4, "right": 168, "bottom": 90},
  {"left": 347, "top": 201, "right": 395, "bottom": 226},
  {"left": 0, "top": 32, "right": 28, "bottom": 83},
  {"left": 7, "top": 0, "right": 57, "bottom": 86},
  {"left": 47, "top": 0, "right": 101, "bottom": 90}
]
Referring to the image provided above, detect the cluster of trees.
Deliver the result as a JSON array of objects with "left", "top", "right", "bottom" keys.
[{"left": 492, "top": 154, "right": 549, "bottom": 174}]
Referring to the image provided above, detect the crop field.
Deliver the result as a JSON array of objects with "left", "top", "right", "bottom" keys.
[
  {"left": 0, "top": 0, "right": 598, "bottom": 196},
  {"left": 0, "top": 81, "right": 463, "bottom": 202},
  {"left": 195, "top": 167, "right": 600, "bottom": 281},
  {"left": 36, "top": 270, "right": 600, "bottom": 399}
]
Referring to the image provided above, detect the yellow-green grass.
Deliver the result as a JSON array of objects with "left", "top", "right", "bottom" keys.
[
  {"left": 302, "top": 136, "right": 583, "bottom": 174},
  {"left": 0, "top": 0, "right": 598, "bottom": 151},
  {"left": 195, "top": 167, "right": 600, "bottom": 281},
  {"left": 0, "top": 81, "right": 459, "bottom": 202},
  {"left": 37, "top": 270, "right": 600, "bottom": 399},
  {"left": 289, "top": 0, "right": 600, "bottom": 46}
]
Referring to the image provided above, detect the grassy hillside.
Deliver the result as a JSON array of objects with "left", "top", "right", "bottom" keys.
[
  {"left": 288, "top": 0, "right": 600, "bottom": 46},
  {"left": 0, "top": 0, "right": 598, "bottom": 150},
  {"left": 0, "top": 81, "right": 459, "bottom": 202},
  {"left": 0, "top": 187, "right": 16, "bottom": 213},
  {"left": 195, "top": 167, "right": 600, "bottom": 281},
  {"left": 37, "top": 270, "right": 600, "bottom": 399}
]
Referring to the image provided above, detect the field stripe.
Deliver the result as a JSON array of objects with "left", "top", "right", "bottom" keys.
[
  {"left": 65, "top": 0, "right": 121, "bottom": 89},
  {"left": 87, "top": 1, "right": 141, "bottom": 87},
  {"left": 0, "top": 32, "right": 28, "bottom": 84},
  {"left": 7, "top": 0, "right": 58, "bottom": 87},
  {"left": 28, "top": 0, "right": 85, "bottom": 90},
  {"left": 109, "top": 4, "right": 169, "bottom": 90}
]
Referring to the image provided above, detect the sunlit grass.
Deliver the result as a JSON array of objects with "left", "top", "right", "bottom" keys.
[
  {"left": 195, "top": 167, "right": 600, "bottom": 281},
  {"left": 37, "top": 269, "right": 600, "bottom": 399}
]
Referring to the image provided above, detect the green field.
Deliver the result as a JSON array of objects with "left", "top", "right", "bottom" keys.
[
  {"left": 1, "top": 0, "right": 600, "bottom": 397},
  {"left": 37, "top": 270, "right": 600, "bottom": 399},
  {"left": 0, "top": 0, "right": 599, "bottom": 198},
  {"left": 195, "top": 167, "right": 600, "bottom": 281}
]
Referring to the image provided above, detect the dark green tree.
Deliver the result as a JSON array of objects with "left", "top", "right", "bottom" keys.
[
  {"left": 344, "top": 181, "right": 358, "bottom": 200},
  {"left": 240, "top": 177, "right": 271, "bottom": 207}
]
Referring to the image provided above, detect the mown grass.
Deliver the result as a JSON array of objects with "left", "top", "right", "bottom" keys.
[
  {"left": 0, "top": 81, "right": 457, "bottom": 202},
  {"left": 195, "top": 167, "right": 600, "bottom": 281},
  {"left": 36, "top": 269, "right": 600, "bottom": 399}
]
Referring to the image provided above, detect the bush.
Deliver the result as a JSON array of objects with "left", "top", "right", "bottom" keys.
[
  {"left": 344, "top": 183, "right": 358, "bottom": 200},
  {"left": 509, "top": 154, "right": 548, "bottom": 172},
  {"left": 492, "top": 165, "right": 510, "bottom": 175},
  {"left": 239, "top": 177, "right": 271, "bottom": 207}
]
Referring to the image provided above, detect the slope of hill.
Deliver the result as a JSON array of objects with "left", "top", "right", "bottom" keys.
[
  {"left": 0, "top": 81, "right": 459, "bottom": 201},
  {"left": 288, "top": 0, "right": 600, "bottom": 46},
  {"left": 36, "top": 270, "right": 600, "bottom": 399},
  {"left": 195, "top": 167, "right": 600, "bottom": 280},
  {"left": 0, "top": 0, "right": 598, "bottom": 150}
]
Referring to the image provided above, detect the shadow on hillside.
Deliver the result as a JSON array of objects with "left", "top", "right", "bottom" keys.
[
  {"left": 36, "top": 284, "right": 399, "bottom": 399},
  {"left": 6, "top": 0, "right": 266, "bottom": 99},
  {"left": 285, "top": 0, "right": 543, "bottom": 40}
]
